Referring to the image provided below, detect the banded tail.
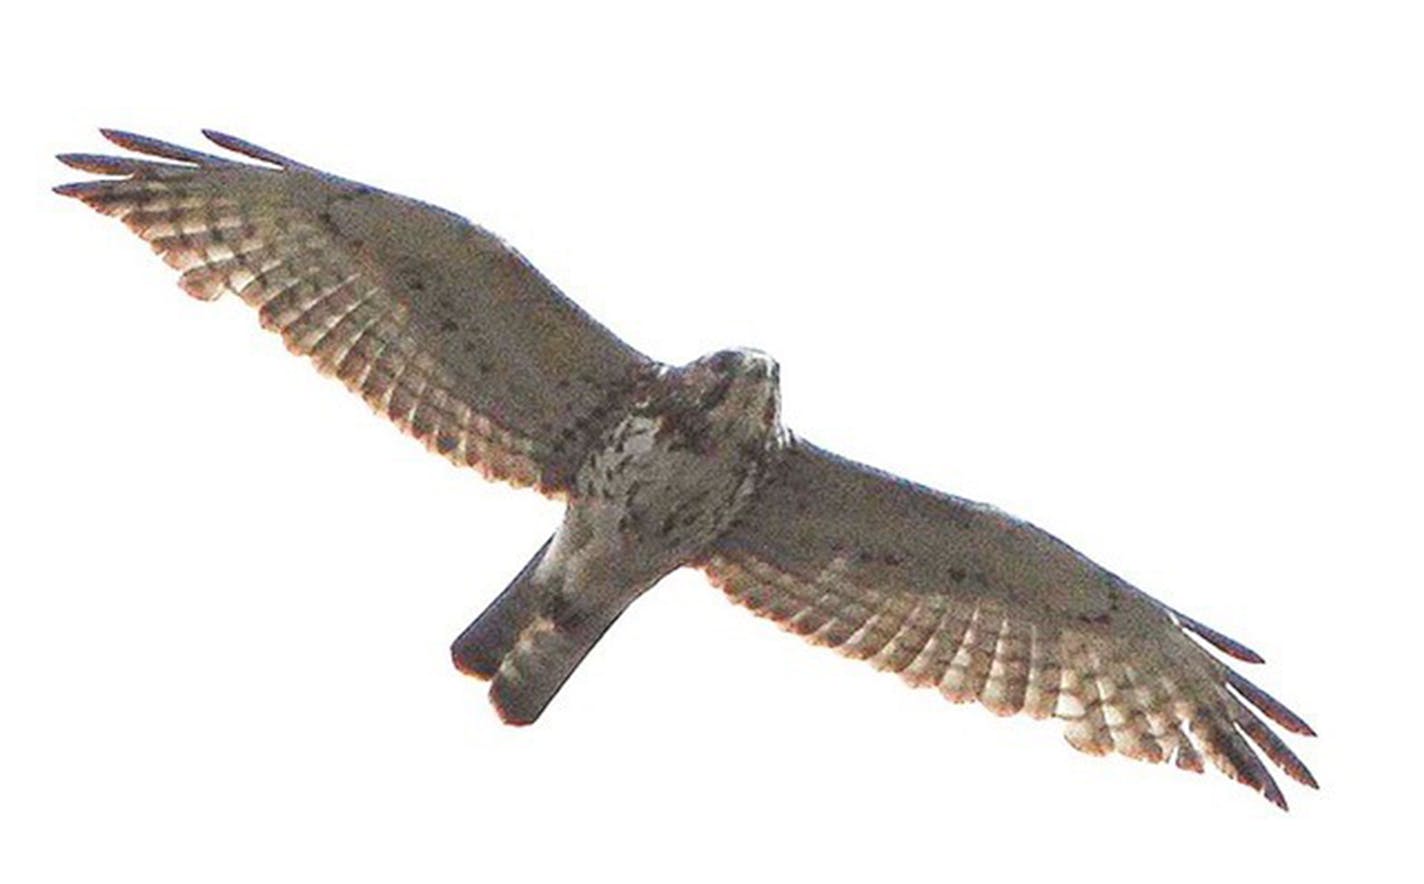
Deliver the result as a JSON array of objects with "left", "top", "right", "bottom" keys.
[{"left": 451, "top": 537, "right": 624, "bottom": 725}]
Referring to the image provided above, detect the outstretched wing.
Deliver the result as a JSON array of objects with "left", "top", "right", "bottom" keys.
[
  {"left": 701, "top": 438, "right": 1317, "bottom": 809},
  {"left": 56, "top": 130, "right": 654, "bottom": 495}
]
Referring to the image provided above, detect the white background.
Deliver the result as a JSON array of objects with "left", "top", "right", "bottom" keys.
[{"left": 3, "top": 2, "right": 1419, "bottom": 881}]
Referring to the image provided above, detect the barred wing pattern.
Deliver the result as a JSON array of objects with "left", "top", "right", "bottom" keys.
[
  {"left": 703, "top": 440, "right": 1316, "bottom": 808},
  {"left": 56, "top": 130, "right": 652, "bottom": 494}
]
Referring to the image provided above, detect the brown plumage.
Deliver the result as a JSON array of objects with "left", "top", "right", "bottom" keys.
[
  {"left": 703, "top": 443, "right": 1316, "bottom": 807},
  {"left": 57, "top": 130, "right": 1316, "bottom": 810}
]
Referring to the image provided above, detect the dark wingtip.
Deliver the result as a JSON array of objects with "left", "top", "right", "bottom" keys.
[
  {"left": 52, "top": 180, "right": 118, "bottom": 201},
  {"left": 98, "top": 128, "right": 153, "bottom": 147},
  {"left": 99, "top": 128, "right": 231, "bottom": 165},
  {"left": 1235, "top": 744, "right": 1289, "bottom": 811},
  {"left": 55, "top": 153, "right": 150, "bottom": 175},
  {"left": 1264, "top": 781, "right": 1289, "bottom": 812},
  {"left": 1227, "top": 669, "right": 1316, "bottom": 736},
  {"left": 1235, "top": 706, "right": 1319, "bottom": 790},
  {"left": 202, "top": 129, "right": 300, "bottom": 167},
  {"left": 1174, "top": 610, "right": 1266, "bottom": 663},
  {"left": 99, "top": 128, "right": 155, "bottom": 152}
]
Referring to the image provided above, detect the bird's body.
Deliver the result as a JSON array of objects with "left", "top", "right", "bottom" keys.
[
  {"left": 454, "top": 349, "right": 786, "bottom": 722},
  {"left": 56, "top": 130, "right": 1317, "bottom": 809}
]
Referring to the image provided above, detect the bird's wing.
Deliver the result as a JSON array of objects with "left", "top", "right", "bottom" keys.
[
  {"left": 700, "top": 438, "right": 1316, "bottom": 809},
  {"left": 56, "top": 130, "right": 654, "bottom": 495}
]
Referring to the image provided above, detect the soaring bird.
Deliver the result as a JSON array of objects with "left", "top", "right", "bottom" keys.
[{"left": 56, "top": 130, "right": 1316, "bottom": 809}]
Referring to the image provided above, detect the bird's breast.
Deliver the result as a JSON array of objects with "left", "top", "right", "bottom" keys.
[{"left": 571, "top": 401, "right": 781, "bottom": 563}]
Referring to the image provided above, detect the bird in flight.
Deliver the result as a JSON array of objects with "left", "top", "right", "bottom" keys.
[{"left": 56, "top": 129, "right": 1316, "bottom": 809}]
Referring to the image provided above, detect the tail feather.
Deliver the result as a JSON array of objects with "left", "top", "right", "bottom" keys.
[
  {"left": 488, "top": 611, "right": 622, "bottom": 725},
  {"left": 451, "top": 535, "right": 626, "bottom": 725},
  {"left": 451, "top": 537, "right": 553, "bottom": 679}
]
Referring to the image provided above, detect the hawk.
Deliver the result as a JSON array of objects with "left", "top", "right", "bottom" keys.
[{"left": 56, "top": 129, "right": 1316, "bottom": 809}]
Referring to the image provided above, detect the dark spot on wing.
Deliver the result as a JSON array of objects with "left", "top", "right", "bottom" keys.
[{"left": 333, "top": 186, "right": 374, "bottom": 204}]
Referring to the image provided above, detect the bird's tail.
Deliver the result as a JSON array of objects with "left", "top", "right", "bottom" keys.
[{"left": 450, "top": 536, "right": 622, "bottom": 725}]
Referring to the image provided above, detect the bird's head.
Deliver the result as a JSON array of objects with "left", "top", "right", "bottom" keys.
[{"left": 680, "top": 347, "right": 783, "bottom": 439}]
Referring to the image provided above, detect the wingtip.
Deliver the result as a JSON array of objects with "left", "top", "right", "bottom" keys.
[
  {"left": 1265, "top": 783, "right": 1289, "bottom": 812},
  {"left": 95, "top": 128, "right": 236, "bottom": 166},
  {"left": 1237, "top": 750, "right": 1290, "bottom": 812},
  {"left": 1175, "top": 609, "right": 1266, "bottom": 663},
  {"left": 55, "top": 153, "right": 143, "bottom": 176},
  {"left": 51, "top": 180, "right": 105, "bottom": 199},
  {"left": 98, "top": 127, "right": 138, "bottom": 148},
  {"left": 1215, "top": 636, "right": 1265, "bottom": 665},
  {"left": 200, "top": 128, "right": 235, "bottom": 147},
  {"left": 1226, "top": 669, "right": 1316, "bottom": 737},
  {"left": 202, "top": 128, "right": 300, "bottom": 167}
]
